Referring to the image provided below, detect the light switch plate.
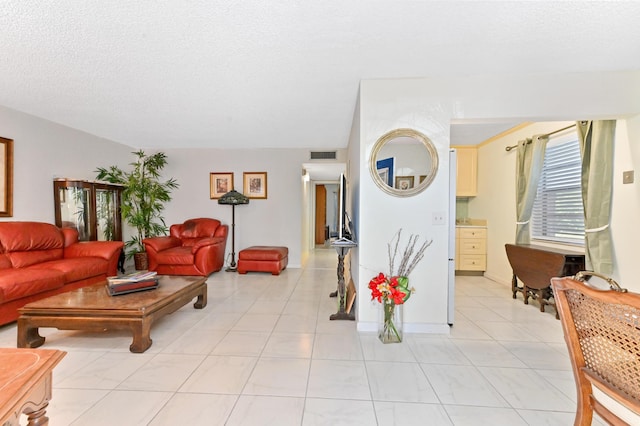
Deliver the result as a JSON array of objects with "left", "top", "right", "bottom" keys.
[{"left": 623, "top": 170, "right": 634, "bottom": 184}]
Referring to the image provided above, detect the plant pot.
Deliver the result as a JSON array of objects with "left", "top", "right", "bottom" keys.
[{"left": 133, "top": 252, "right": 149, "bottom": 271}]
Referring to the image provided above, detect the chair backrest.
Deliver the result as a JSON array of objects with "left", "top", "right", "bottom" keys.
[
  {"left": 551, "top": 272, "right": 640, "bottom": 425},
  {"left": 170, "top": 218, "right": 222, "bottom": 246}
]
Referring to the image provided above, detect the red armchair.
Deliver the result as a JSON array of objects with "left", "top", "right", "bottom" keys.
[{"left": 142, "top": 218, "right": 228, "bottom": 276}]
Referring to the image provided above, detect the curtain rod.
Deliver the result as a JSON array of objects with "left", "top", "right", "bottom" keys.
[{"left": 505, "top": 124, "right": 576, "bottom": 152}]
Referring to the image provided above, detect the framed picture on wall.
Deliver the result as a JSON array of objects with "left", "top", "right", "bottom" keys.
[
  {"left": 376, "top": 157, "right": 394, "bottom": 187},
  {"left": 243, "top": 172, "right": 267, "bottom": 199},
  {"left": 0, "top": 137, "right": 13, "bottom": 217},
  {"left": 395, "top": 176, "right": 414, "bottom": 191},
  {"left": 210, "top": 172, "right": 234, "bottom": 199}
]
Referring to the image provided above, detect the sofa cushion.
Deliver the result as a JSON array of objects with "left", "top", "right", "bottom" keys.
[
  {"left": 9, "top": 249, "right": 64, "bottom": 269},
  {"left": 0, "top": 222, "right": 65, "bottom": 268},
  {"left": 239, "top": 246, "right": 289, "bottom": 261},
  {"left": 33, "top": 257, "right": 107, "bottom": 283},
  {"left": 0, "top": 269, "right": 65, "bottom": 303},
  {"left": 0, "top": 254, "right": 12, "bottom": 270},
  {"left": 156, "top": 246, "right": 194, "bottom": 265},
  {"left": 171, "top": 219, "right": 222, "bottom": 247}
]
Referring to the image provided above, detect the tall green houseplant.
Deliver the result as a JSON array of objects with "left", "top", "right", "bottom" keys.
[{"left": 96, "top": 150, "right": 178, "bottom": 263}]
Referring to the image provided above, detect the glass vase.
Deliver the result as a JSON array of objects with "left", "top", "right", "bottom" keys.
[{"left": 378, "top": 301, "right": 403, "bottom": 343}]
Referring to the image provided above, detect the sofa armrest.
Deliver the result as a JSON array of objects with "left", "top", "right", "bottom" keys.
[
  {"left": 64, "top": 241, "right": 124, "bottom": 261},
  {"left": 143, "top": 236, "right": 181, "bottom": 252},
  {"left": 191, "top": 237, "right": 225, "bottom": 254},
  {"left": 214, "top": 224, "right": 228, "bottom": 239},
  {"left": 60, "top": 227, "right": 79, "bottom": 247}
]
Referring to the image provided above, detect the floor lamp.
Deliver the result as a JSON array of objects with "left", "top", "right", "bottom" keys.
[{"left": 218, "top": 189, "right": 250, "bottom": 272}]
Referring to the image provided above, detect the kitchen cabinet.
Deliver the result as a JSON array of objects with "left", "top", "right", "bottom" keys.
[
  {"left": 454, "top": 146, "right": 477, "bottom": 197},
  {"left": 456, "top": 225, "right": 486, "bottom": 272}
]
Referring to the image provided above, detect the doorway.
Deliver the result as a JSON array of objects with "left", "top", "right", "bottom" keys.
[{"left": 314, "top": 183, "right": 338, "bottom": 246}]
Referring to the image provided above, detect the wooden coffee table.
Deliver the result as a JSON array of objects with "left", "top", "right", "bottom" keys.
[{"left": 17, "top": 275, "right": 207, "bottom": 353}]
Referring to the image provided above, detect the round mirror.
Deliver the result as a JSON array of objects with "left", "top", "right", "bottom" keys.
[{"left": 369, "top": 128, "right": 439, "bottom": 197}]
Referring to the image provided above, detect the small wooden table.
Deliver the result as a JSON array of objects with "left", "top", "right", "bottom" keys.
[
  {"left": 0, "top": 348, "right": 66, "bottom": 426},
  {"left": 505, "top": 244, "right": 585, "bottom": 316},
  {"left": 17, "top": 275, "right": 207, "bottom": 353}
]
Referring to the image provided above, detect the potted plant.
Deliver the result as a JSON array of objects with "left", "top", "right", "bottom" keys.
[{"left": 96, "top": 150, "right": 178, "bottom": 270}]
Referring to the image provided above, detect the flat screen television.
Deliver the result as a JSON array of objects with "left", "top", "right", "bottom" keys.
[{"left": 337, "top": 173, "right": 354, "bottom": 242}]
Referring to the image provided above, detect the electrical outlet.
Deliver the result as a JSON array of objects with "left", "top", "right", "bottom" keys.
[{"left": 432, "top": 212, "right": 446, "bottom": 225}]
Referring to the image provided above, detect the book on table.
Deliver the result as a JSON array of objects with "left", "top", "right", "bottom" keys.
[
  {"left": 107, "top": 278, "right": 159, "bottom": 296},
  {"left": 106, "top": 271, "right": 159, "bottom": 296},
  {"left": 107, "top": 271, "right": 157, "bottom": 284}
]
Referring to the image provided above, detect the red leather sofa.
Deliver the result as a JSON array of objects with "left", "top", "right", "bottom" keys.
[
  {"left": 0, "top": 222, "right": 124, "bottom": 325},
  {"left": 142, "top": 218, "right": 228, "bottom": 276}
]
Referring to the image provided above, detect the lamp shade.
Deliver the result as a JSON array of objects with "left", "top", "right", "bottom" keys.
[{"left": 218, "top": 190, "right": 250, "bottom": 205}]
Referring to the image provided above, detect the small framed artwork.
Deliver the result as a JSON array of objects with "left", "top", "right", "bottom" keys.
[
  {"left": 243, "top": 172, "right": 268, "bottom": 199},
  {"left": 376, "top": 157, "right": 394, "bottom": 187},
  {"left": 210, "top": 172, "right": 234, "bottom": 199},
  {"left": 395, "top": 176, "right": 414, "bottom": 191},
  {"left": 0, "top": 137, "right": 13, "bottom": 217}
]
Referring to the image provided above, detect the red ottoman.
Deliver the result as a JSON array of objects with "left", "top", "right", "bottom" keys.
[{"left": 237, "top": 246, "right": 288, "bottom": 275}]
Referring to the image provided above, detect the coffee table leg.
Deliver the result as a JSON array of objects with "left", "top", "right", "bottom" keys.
[
  {"left": 194, "top": 286, "right": 207, "bottom": 309},
  {"left": 129, "top": 318, "right": 152, "bottom": 353},
  {"left": 17, "top": 318, "right": 46, "bottom": 348}
]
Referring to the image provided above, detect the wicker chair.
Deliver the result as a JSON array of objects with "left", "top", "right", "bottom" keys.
[{"left": 551, "top": 272, "right": 640, "bottom": 425}]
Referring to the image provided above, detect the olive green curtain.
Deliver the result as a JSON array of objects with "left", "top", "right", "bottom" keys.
[
  {"left": 515, "top": 135, "right": 548, "bottom": 244},
  {"left": 576, "top": 120, "right": 616, "bottom": 274}
]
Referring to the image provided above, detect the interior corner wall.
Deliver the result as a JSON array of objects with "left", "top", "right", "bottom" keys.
[
  {"left": 162, "top": 148, "right": 308, "bottom": 268},
  {"left": 0, "top": 105, "right": 133, "bottom": 223}
]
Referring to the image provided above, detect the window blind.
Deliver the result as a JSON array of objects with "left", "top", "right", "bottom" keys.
[{"left": 531, "top": 135, "right": 584, "bottom": 245}]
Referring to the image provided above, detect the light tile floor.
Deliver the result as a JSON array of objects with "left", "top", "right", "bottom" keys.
[{"left": 0, "top": 248, "right": 605, "bottom": 425}]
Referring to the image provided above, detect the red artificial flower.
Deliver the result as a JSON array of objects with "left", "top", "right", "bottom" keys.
[
  {"left": 389, "top": 276, "right": 399, "bottom": 288},
  {"left": 390, "top": 287, "right": 406, "bottom": 304}
]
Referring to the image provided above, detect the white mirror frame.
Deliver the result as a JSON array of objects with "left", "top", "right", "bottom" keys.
[{"left": 369, "top": 128, "right": 439, "bottom": 197}]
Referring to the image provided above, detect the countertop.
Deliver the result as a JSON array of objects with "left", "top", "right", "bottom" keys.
[{"left": 455, "top": 219, "right": 487, "bottom": 227}]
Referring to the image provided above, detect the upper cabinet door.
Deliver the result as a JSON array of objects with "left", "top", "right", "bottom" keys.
[{"left": 454, "top": 147, "right": 478, "bottom": 197}]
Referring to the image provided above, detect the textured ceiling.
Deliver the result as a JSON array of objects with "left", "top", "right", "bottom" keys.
[{"left": 1, "top": 1, "right": 640, "bottom": 150}]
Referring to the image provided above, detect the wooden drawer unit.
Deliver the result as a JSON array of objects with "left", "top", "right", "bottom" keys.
[
  {"left": 458, "top": 254, "right": 486, "bottom": 271},
  {"left": 458, "top": 227, "right": 486, "bottom": 240},
  {"left": 456, "top": 226, "right": 487, "bottom": 272}
]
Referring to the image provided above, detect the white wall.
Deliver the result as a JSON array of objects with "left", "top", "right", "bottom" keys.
[
  {"left": 354, "top": 70, "right": 640, "bottom": 332},
  {"left": 611, "top": 115, "right": 640, "bottom": 291},
  {"left": 0, "top": 105, "right": 132, "bottom": 222},
  {"left": 159, "top": 148, "right": 310, "bottom": 268},
  {"left": 0, "top": 103, "right": 347, "bottom": 270}
]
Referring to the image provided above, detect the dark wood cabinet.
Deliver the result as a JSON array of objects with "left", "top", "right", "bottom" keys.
[
  {"left": 53, "top": 179, "right": 124, "bottom": 242},
  {"left": 505, "top": 243, "right": 585, "bottom": 317}
]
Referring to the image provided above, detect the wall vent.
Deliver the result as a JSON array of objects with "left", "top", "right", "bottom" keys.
[{"left": 310, "top": 151, "right": 337, "bottom": 160}]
